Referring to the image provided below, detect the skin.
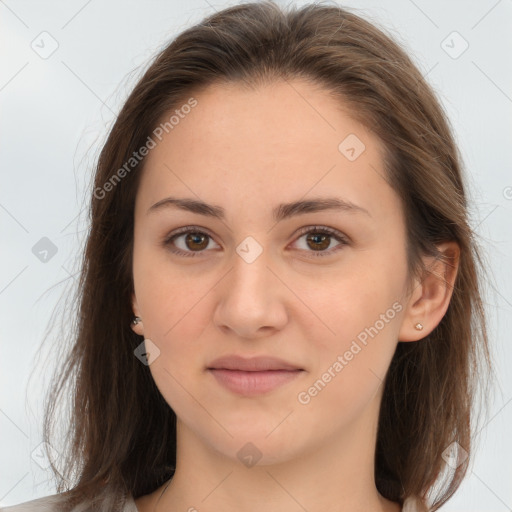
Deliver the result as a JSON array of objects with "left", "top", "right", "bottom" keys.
[{"left": 130, "top": 79, "right": 459, "bottom": 512}]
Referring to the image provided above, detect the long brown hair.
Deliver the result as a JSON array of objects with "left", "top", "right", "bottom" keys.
[{"left": 42, "top": 2, "right": 493, "bottom": 510}]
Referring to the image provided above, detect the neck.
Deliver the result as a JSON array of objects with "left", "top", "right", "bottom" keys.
[{"left": 153, "top": 390, "right": 401, "bottom": 512}]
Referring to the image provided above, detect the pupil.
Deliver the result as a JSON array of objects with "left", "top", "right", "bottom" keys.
[
  {"left": 187, "top": 233, "right": 208, "bottom": 250},
  {"left": 308, "top": 233, "right": 329, "bottom": 250}
]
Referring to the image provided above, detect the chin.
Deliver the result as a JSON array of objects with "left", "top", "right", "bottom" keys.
[{"left": 200, "top": 419, "right": 310, "bottom": 467}]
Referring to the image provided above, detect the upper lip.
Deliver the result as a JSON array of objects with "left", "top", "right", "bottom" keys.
[{"left": 207, "top": 355, "right": 303, "bottom": 372}]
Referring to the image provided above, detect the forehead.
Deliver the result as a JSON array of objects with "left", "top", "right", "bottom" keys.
[
  {"left": 151, "top": 79, "right": 378, "bottom": 162},
  {"left": 136, "top": 79, "right": 397, "bottom": 222}
]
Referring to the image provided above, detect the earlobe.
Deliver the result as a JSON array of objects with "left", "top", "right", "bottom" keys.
[
  {"left": 131, "top": 292, "right": 144, "bottom": 336},
  {"left": 398, "top": 241, "right": 460, "bottom": 342}
]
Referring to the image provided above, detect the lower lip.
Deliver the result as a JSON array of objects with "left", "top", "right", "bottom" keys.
[{"left": 208, "top": 369, "right": 303, "bottom": 396}]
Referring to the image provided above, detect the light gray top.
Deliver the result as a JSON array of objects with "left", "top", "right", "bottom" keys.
[
  {"left": 0, "top": 493, "right": 138, "bottom": 512},
  {"left": 0, "top": 493, "right": 428, "bottom": 511}
]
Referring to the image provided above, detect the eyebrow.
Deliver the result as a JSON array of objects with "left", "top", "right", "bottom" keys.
[{"left": 147, "top": 196, "right": 371, "bottom": 222}]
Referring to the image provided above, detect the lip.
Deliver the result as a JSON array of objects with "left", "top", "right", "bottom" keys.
[
  {"left": 207, "top": 355, "right": 305, "bottom": 396},
  {"left": 207, "top": 354, "right": 303, "bottom": 372}
]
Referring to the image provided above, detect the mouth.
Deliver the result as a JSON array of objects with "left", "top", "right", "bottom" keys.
[{"left": 206, "top": 355, "right": 305, "bottom": 396}]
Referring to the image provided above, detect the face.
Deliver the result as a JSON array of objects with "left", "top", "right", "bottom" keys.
[{"left": 131, "top": 79, "right": 412, "bottom": 464}]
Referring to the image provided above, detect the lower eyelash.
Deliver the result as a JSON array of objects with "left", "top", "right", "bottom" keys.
[{"left": 164, "top": 226, "right": 348, "bottom": 258}]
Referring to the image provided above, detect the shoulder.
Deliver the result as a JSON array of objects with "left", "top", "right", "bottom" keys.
[
  {"left": 0, "top": 494, "right": 66, "bottom": 511},
  {"left": 0, "top": 493, "right": 138, "bottom": 512},
  {"left": 402, "top": 495, "right": 430, "bottom": 512}
]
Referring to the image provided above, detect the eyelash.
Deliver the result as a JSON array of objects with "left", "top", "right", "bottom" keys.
[{"left": 162, "top": 225, "right": 349, "bottom": 259}]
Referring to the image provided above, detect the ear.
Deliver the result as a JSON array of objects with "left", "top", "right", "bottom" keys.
[
  {"left": 131, "top": 291, "right": 144, "bottom": 336},
  {"left": 398, "top": 241, "right": 460, "bottom": 342}
]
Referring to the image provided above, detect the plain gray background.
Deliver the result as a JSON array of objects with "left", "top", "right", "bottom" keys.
[{"left": 1, "top": 0, "right": 511, "bottom": 509}]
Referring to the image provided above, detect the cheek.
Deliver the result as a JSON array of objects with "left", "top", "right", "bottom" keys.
[
  {"left": 133, "top": 242, "right": 212, "bottom": 336},
  {"left": 297, "top": 261, "right": 404, "bottom": 346},
  {"left": 294, "top": 266, "right": 405, "bottom": 406},
  {"left": 295, "top": 286, "right": 403, "bottom": 425}
]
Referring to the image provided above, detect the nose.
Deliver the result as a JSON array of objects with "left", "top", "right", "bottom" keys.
[{"left": 212, "top": 244, "right": 289, "bottom": 339}]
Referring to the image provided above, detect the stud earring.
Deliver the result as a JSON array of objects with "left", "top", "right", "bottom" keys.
[
  {"left": 414, "top": 322, "right": 423, "bottom": 331},
  {"left": 132, "top": 316, "right": 142, "bottom": 325}
]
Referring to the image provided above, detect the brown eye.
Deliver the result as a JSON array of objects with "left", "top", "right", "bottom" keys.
[
  {"left": 163, "top": 225, "right": 348, "bottom": 259},
  {"left": 305, "top": 232, "right": 331, "bottom": 251},
  {"left": 163, "top": 227, "right": 220, "bottom": 257},
  {"left": 184, "top": 232, "right": 209, "bottom": 251},
  {"left": 292, "top": 226, "right": 349, "bottom": 258}
]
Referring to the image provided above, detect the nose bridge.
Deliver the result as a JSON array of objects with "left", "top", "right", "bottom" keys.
[
  {"left": 213, "top": 236, "right": 288, "bottom": 337},
  {"left": 229, "top": 239, "right": 275, "bottom": 303}
]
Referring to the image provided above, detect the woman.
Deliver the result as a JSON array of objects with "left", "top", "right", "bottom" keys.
[{"left": 2, "top": 1, "right": 492, "bottom": 511}]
